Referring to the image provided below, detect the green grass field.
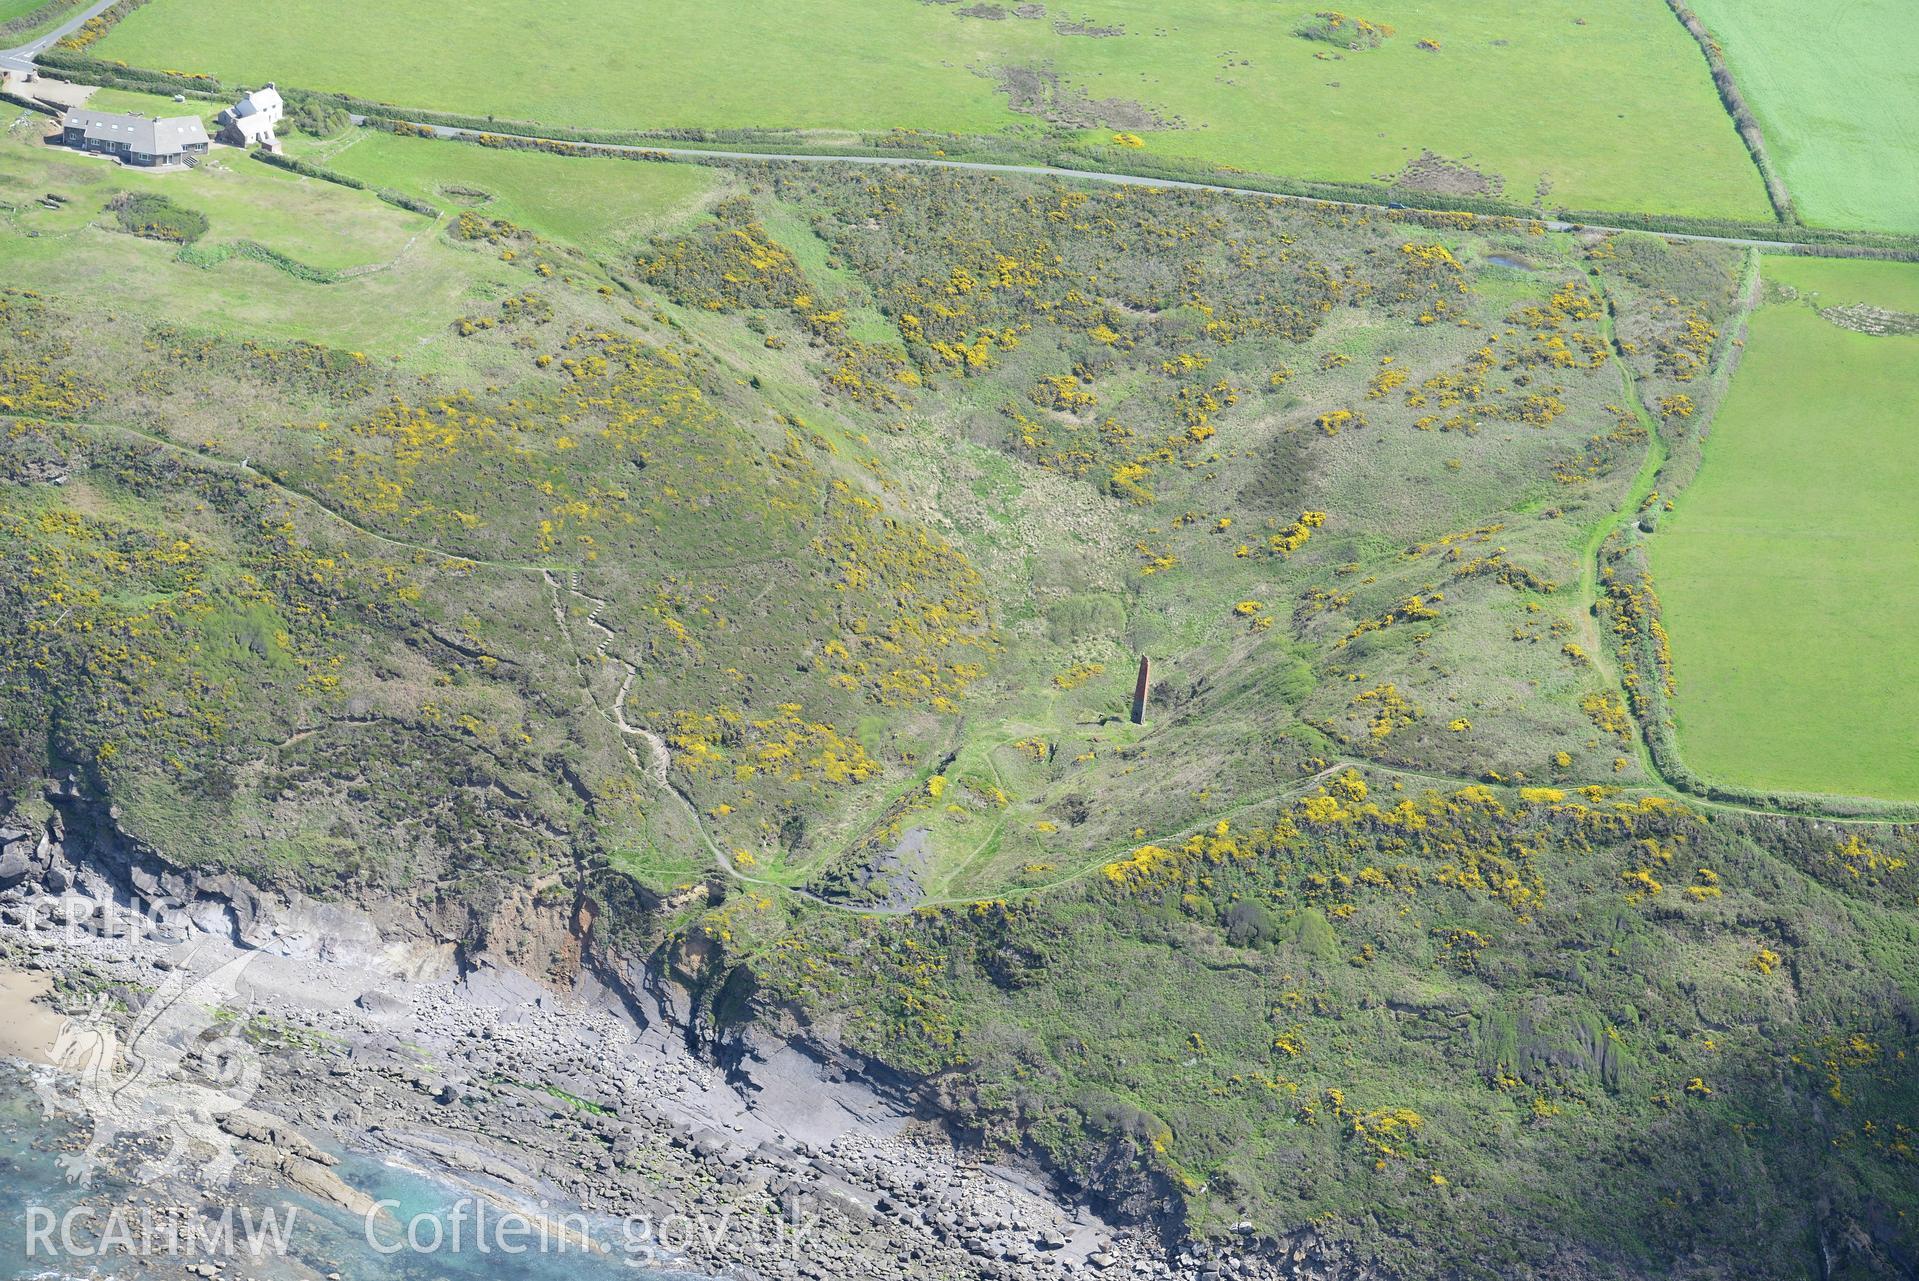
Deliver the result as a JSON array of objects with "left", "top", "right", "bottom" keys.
[
  {"left": 312, "top": 131, "right": 723, "bottom": 258},
  {"left": 1685, "top": 0, "right": 1919, "bottom": 235},
  {"left": 96, "top": 0, "right": 1769, "bottom": 220},
  {"left": 1651, "top": 257, "right": 1919, "bottom": 801}
]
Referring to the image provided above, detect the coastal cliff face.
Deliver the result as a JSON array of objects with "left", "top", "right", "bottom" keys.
[
  {"left": 0, "top": 776, "right": 1228, "bottom": 1279},
  {"left": 10, "top": 773, "right": 1919, "bottom": 1281},
  {"left": 5, "top": 776, "right": 462, "bottom": 973}
]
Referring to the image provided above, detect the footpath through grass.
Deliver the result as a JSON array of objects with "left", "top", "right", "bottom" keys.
[
  {"left": 1651, "top": 257, "right": 1919, "bottom": 802},
  {"left": 97, "top": 0, "right": 1771, "bottom": 222},
  {"left": 1685, "top": 0, "right": 1919, "bottom": 236}
]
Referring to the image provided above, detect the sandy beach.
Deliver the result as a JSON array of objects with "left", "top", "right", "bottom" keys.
[{"left": 0, "top": 968, "right": 65, "bottom": 1066}]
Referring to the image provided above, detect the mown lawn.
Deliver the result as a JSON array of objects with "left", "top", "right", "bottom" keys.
[
  {"left": 313, "top": 130, "right": 723, "bottom": 258},
  {"left": 48, "top": 90, "right": 426, "bottom": 273},
  {"left": 1685, "top": 0, "right": 1919, "bottom": 235},
  {"left": 0, "top": 101, "right": 518, "bottom": 366},
  {"left": 1651, "top": 257, "right": 1919, "bottom": 802},
  {"left": 97, "top": 0, "right": 1769, "bottom": 221}
]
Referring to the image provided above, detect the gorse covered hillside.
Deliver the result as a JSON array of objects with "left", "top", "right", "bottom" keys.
[
  {"left": 5, "top": 155, "right": 1743, "bottom": 897},
  {"left": 2, "top": 117, "right": 1916, "bottom": 1279}
]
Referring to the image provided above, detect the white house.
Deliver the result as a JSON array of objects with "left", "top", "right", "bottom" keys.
[{"left": 216, "top": 83, "right": 284, "bottom": 150}]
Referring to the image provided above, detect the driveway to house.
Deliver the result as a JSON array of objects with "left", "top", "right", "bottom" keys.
[{"left": 0, "top": 0, "right": 119, "bottom": 76}]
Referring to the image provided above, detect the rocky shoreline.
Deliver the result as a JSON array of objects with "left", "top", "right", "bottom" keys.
[{"left": 0, "top": 788, "right": 1316, "bottom": 1281}]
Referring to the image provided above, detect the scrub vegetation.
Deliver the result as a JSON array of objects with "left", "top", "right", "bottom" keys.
[{"left": 3, "top": 90, "right": 1915, "bottom": 1279}]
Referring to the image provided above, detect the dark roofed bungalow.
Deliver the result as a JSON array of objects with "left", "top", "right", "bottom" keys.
[{"left": 58, "top": 108, "right": 209, "bottom": 167}]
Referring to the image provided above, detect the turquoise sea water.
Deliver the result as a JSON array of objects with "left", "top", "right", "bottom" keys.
[
  {"left": 0, "top": 1066, "right": 677, "bottom": 1280},
  {"left": 294, "top": 1152, "right": 673, "bottom": 1281}
]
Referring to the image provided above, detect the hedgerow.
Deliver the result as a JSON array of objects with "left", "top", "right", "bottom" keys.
[
  {"left": 252, "top": 149, "right": 368, "bottom": 190},
  {"left": 0, "top": 0, "right": 84, "bottom": 41}
]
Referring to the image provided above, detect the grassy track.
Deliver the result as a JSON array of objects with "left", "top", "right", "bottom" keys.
[
  {"left": 97, "top": 0, "right": 1769, "bottom": 221},
  {"left": 1578, "top": 262, "right": 1672, "bottom": 778},
  {"left": 314, "top": 130, "right": 723, "bottom": 258},
  {"left": 1650, "top": 257, "right": 1919, "bottom": 802},
  {"left": 1685, "top": 0, "right": 1919, "bottom": 235}
]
